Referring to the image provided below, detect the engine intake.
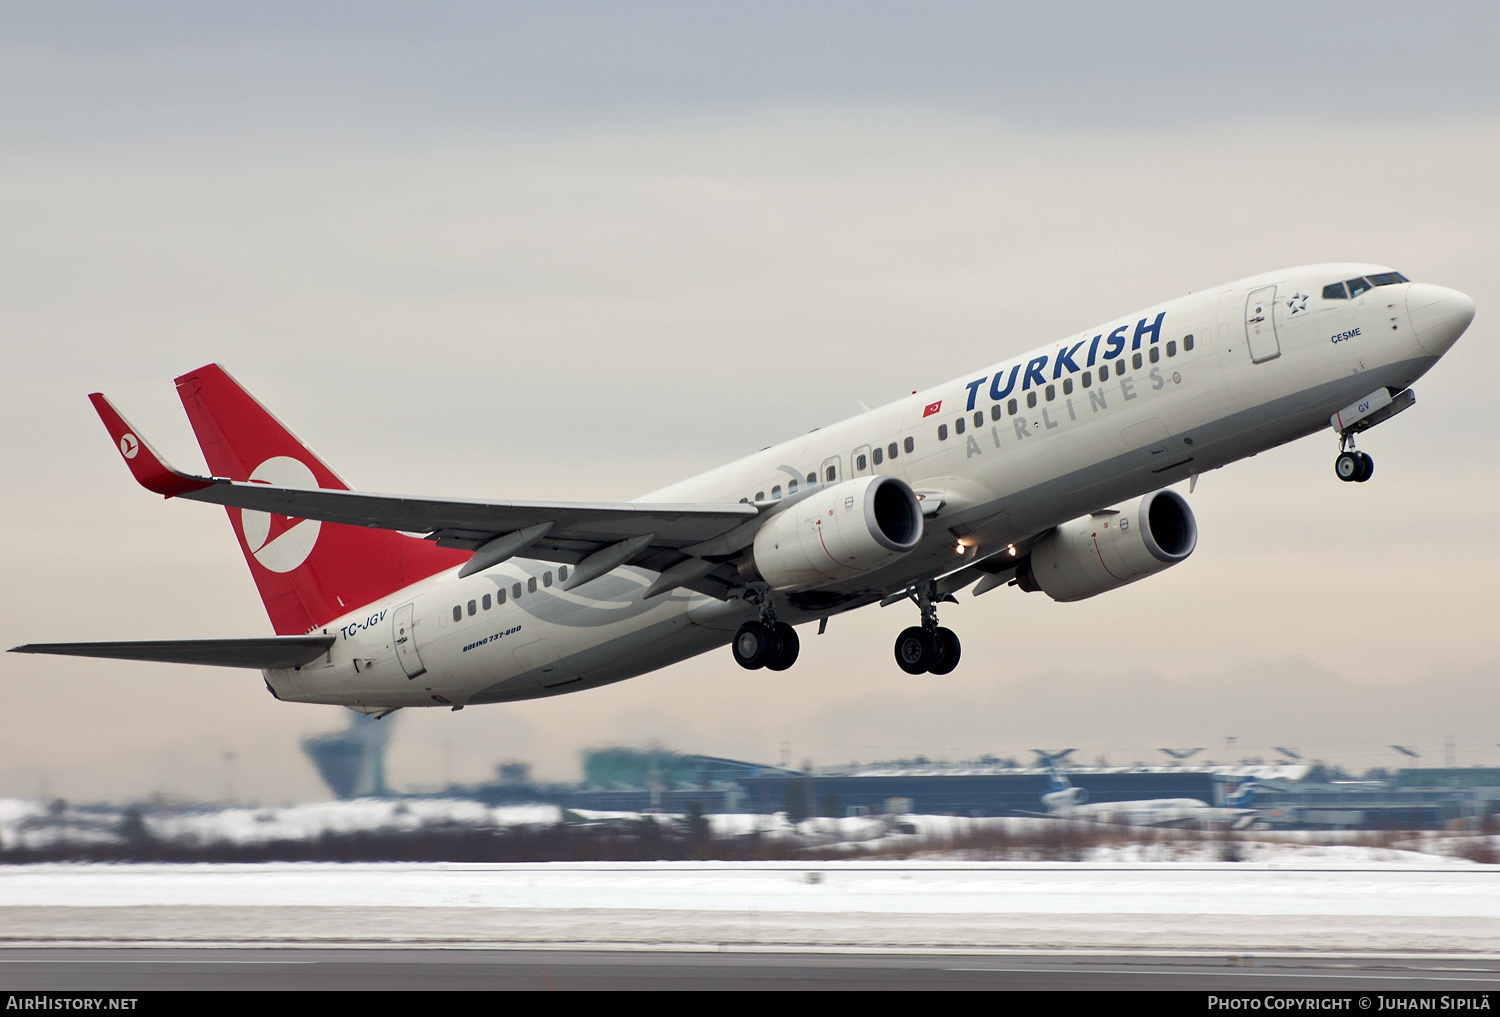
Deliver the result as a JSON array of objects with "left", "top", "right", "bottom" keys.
[
  {"left": 749, "top": 475, "right": 923, "bottom": 591},
  {"left": 1017, "top": 488, "right": 1198, "bottom": 602}
]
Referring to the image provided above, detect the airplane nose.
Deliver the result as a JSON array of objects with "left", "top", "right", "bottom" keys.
[{"left": 1406, "top": 283, "right": 1476, "bottom": 357}]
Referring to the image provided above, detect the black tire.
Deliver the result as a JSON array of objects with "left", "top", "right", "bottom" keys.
[
  {"left": 894, "top": 626, "right": 934, "bottom": 675},
  {"left": 732, "top": 621, "right": 774, "bottom": 670},
  {"left": 1355, "top": 451, "right": 1374, "bottom": 483},
  {"left": 765, "top": 623, "right": 800, "bottom": 671},
  {"left": 928, "top": 627, "right": 961, "bottom": 675},
  {"left": 1335, "top": 451, "right": 1361, "bottom": 482}
]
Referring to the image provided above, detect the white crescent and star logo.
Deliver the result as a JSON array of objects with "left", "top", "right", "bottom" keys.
[
  {"left": 119, "top": 434, "right": 139, "bottom": 459},
  {"left": 240, "top": 456, "right": 321, "bottom": 573}
]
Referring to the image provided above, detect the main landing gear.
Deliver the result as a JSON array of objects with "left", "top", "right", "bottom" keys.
[
  {"left": 1334, "top": 435, "right": 1374, "bottom": 483},
  {"left": 892, "top": 581, "right": 961, "bottom": 676},
  {"left": 731, "top": 591, "right": 800, "bottom": 671}
]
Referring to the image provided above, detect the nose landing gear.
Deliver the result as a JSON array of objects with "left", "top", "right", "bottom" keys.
[
  {"left": 730, "top": 590, "right": 800, "bottom": 671},
  {"left": 1335, "top": 450, "right": 1374, "bottom": 483},
  {"left": 892, "top": 581, "right": 961, "bottom": 675},
  {"left": 1334, "top": 434, "right": 1374, "bottom": 483}
]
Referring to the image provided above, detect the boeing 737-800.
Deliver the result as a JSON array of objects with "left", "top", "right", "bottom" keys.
[{"left": 12, "top": 264, "right": 1475, "bottom": 718}]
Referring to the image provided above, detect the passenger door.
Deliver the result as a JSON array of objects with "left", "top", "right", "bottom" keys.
[{"left": 1245, "top": 286, "right": 1281, "bottom": 363}]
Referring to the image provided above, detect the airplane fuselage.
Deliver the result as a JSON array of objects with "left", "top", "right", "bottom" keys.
[{"left": 266, "top": 263, "right": 1470, "bottom": 712}]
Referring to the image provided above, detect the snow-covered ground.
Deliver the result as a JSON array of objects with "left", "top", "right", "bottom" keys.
[
  {"left": 3, "top": 859, "right": 1500, "bottom": 954},
  {"left": 5, "top": 798, "right": 1499, "bottom": 953}
]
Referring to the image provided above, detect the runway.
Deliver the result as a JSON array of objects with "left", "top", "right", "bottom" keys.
[
  {"left": 5, "top": 947, "right": 1500, "bottom": 991},
  {"left": 4, "top": 860, "right": 1500, "bottom": 989}
]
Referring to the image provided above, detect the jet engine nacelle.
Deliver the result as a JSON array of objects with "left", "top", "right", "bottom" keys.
[
  {"left": 1018, "top": 489, "right": 1198, "bottom": 603},
  {"left": 749, "top": 475, "right": 923, "bottom": 591}
]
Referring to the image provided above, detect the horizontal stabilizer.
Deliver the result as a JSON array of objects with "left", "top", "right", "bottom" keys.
[{"left": 9, "top": 636, "right": 335, "bottom": 669}]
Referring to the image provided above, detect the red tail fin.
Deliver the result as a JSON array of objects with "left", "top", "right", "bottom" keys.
[{"left": 173, "top": 364, "right": 466, "bottom": 635}]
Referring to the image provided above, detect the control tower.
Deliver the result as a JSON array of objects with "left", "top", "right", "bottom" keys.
[{"left": 301, "top": 710, "right": 394, "bottom": 799}]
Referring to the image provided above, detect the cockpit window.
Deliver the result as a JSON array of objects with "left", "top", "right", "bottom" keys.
[{"left": 1325, "top": 273, "right": 1408, "bottom": 300}]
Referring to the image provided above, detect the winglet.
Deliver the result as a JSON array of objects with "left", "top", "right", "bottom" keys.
[{"left": 88, "top": 392, "right": 214, "bottom": 497}]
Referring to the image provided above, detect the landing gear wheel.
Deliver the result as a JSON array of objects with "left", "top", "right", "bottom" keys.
[
  {"left": 732, "top": 621, "right": 775, "bottom": 670},
  {"left": 927, "top": 627, "right": 962, "bottom": 675},
  {"left": 764, "top": 622, "right": 800, "bottom": 671},
  {"left": 1354, "top": 451, "right": 1374, "bottom": 483},
  {"left": 895, "top": 626, "right": 937, "bottom": 675},
  {"left": 1335, "top": 451, "right": 1361, "bottom": 482}
]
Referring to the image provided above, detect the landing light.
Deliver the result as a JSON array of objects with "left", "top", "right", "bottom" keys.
[{"left": 1007, "top": 544, "right": 1017, "bottom": 556}]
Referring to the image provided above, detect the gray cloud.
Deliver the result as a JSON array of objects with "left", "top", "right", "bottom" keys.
[{"left": 2, "top": 7, "right": 1498, "bottom": 801}]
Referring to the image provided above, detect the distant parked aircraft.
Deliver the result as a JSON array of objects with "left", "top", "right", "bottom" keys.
[{"left": 1034, "top": 755, "right": 1258, "bottom": 828}]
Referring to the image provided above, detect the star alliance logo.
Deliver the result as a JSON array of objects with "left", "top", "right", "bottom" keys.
[{"left": 1285, "top": 291, "right": 1310, "bottom": 317}]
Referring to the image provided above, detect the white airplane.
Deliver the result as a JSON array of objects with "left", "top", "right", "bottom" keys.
[
  {"left": 12, "top": 264, "right": 1474, "bottom": 718},
  {"left": 1034, "top": 755, "right": 1258, "bottom": 828}
]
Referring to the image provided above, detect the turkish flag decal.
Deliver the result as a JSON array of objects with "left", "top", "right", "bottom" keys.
[{"left": 923, "top": 400, "right": 942, "bottom": 418}]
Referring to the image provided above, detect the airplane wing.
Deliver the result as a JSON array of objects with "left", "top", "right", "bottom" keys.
[
  {"left": 10, "top": 636, "right": 335, "bottom": 669},
  {"left": 90, "top": 393, "right": 761, "bottom": 597}
]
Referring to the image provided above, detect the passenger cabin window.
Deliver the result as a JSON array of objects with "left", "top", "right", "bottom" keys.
[
  {"left": 990, "top": 404, "right": 1002, "bottom": 421},
  {"left": 497, "top": 588, "right": 506, "bottom": 604},
  {"left": 872, "top": 447, "right": 883, "bottom": 465},
  {"left": 904, "top": 436, "right": 914, "bottom": 453},
  {"left": 513, "top": 583, "right": 523, "bottom": 599},
  {"left": 755, "top": 491, "right": 764, "bottom": 501},
  {"left": 467, "top": 599, "right": 476, "bottom": 617},
  {"left": 938, "top": 424, "right": 948, "bottom": 440},
  {"left": 973, "top": 411, "right": 983, "bottom": 428},
  {"left": 482, "top": 593, "right": 492, "bottom": 610},
  {"left": 1081, "top": 371, "right": 1092, "bottom": 388},
  {"left": 1007, "top": 398, "right": 1018, "bottom": 415},
  {"left": 807, "top": 472, "right": 816, "bottom": 484},
  {"left": 452, "top": 605, "right": 462, "bottom": 622},
  {"left": 772, "top": 484, "right": 782, "bottom": 499},
  {"left": 543, "top": 571, "right": 553, "bottom": 587},
  {"left": 889, "top": 442, "right": 899, "bottom": 459},
  {"left": 1149, "top": 346, "right": 1160, "bottom": 363},
  {"left": 856, "top": 453, "right": 867, "bottom": 470},
  {"left": 559, "top": 565, "right": 568, "bottom": 581},
  {"left": 825, "top": 465, "right": 837, "bottom": 482},
  {"left": 954, "top": 417, "right": 965, "bottom": 434},
  {"left": 527, "top": 577, "right": 537, "bottom": 593},
  {"left": 1132, "top": 352, "right": 1143, "bottom": 369},
  {"left": 1044, "top": 384, "right": 1055, "bottom": 401},
  {"left": 1183, "top": 335, "right": 1195, "bottom": 352},
  {"left": 1062, "top": 378, "right": 1073, "bottom": 395},
  {"left": 1166, "top": 340, "right": 1176, "bottom": 357},
  {"left": 788, "top": 479, "right": 798, "bottom": 494},
  {"left": 1026, "top": 392, "right": 1037, "bottom": 409}
]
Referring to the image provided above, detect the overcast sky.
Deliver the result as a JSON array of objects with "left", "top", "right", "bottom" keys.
[{"left": 3, "top": 3, "right": 1499, "bottom": 802}]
